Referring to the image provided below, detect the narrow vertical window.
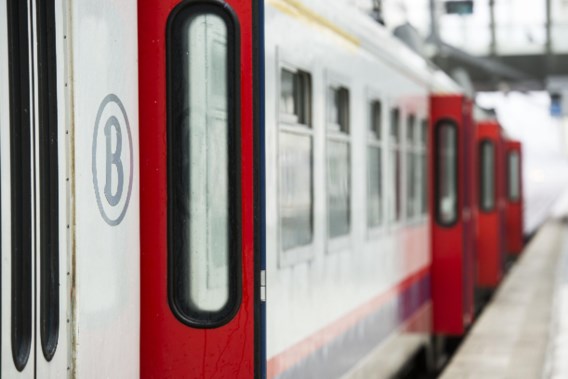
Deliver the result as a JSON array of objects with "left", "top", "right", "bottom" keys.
[
  {"left": 508, "top": 151, "right": 520, "bottom": 201},
  {"left": 406, "top": 114, "right": 416, "bottom": 219},
  {"left": 7, "top": 0, "right": 33, "bottom": 370},
  {"left": 168, "top": 4, "right": 240, "bottom": 327},
  {"left": 278, "top": 68, "right": 313, "bottom": 252},
  {"left": 389, "top": 108, "right": 401, "bottom": 223},
  {"left": 37, "top": 0, "right": 59, "bottom": 360},
  {"left": 367, "top": 100, "right": 382, "bottom": 228},
  {"left": 327, "top": 85, "right": 350, "bottom": 238},
  {"left": 479, "top": 140, "right": 496, "bottom": 211},
  {"left": 435, "top": 121, "right": 457, "bottom": 225},
  {"left": 420, "top": 119, "right": 428, "bottom": 215}
]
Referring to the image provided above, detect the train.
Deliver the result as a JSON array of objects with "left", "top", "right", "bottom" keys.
[{"left": 0, "top": 0, "right": 529, "bottom": 377}]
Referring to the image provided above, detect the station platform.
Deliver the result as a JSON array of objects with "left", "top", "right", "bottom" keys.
[{"left": 440, "top": 220, "right": 568, "bottom": 379}]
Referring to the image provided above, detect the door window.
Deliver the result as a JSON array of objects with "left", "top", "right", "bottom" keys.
[
  {"left": 435, "top": 121, "right": 458, "bottom": 225},
  {"left": 168, "top": 5, "right": 240, "bottom": 326}
]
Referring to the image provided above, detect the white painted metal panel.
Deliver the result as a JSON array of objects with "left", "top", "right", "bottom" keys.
[{"left": 69, "top": 0, "right": 139, "bottom": 377}]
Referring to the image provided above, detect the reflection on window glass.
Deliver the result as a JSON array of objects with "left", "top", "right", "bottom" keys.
[
  {"left": 406, "top": 114, "right": 416, "bottom": 218},
  {"left": 328, "top": 140, "right": 350, "bottom": 237},
  {"left": 407, "top": 114, "right": 415, "bottom": 142},
  {"left": 480, "top": 141, "right": 495, "bottom": 211},
  {"left": 388, "top": 108, "right": 401, "bottom": 222},
  {"left": 368, "top": 100, "right": 382, "bottom": 229},
  {"left": 436, "top": 122, "right": 457, "bottom": 225},
  {"left": 508, "top": 151, "right": 520, "bottom": 201},
  {"left": 279, "top": 133, "right": 313, "bottom": 250},
  {"left": 390, "top": 108, "right": 400, "bottom": 143},
  {"left": 421, "top": 151, "right": 428, "bottom": 214},
  {"left": 421, "top": 119, "right": 428, "bottom": 146},
  {"left": 407, "top": 150, "right": 416, "bottom": 218},
  {"left": 280, "top": 68, "right": 311, "bottom": 125},
  {"left": 279, "top": 67, "right": 313, "bottom": 254},
  {"left": 370, "top": 100, "right": 382, "bottom": 138},
  {"left": 187, "top": 14, "right": 228, "bottom": 311},
  {"left": 328, "top": 86, "right": 349, "bottom": 133},
  {"left": 367, "top": 146, "right": 381, "bottom": 227},
  {"left": 421, "top": 119, "right": 428, "bottom": 215},
  {"left": 170, "top": 13, "right": 231, "bottom": 316},
  {"left": 280, "top": 69, "right": 296, "bottom": 116}
]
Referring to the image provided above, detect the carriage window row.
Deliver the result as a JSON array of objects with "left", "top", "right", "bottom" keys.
[{"left": 278, "top": 67, "right": 429, "bottom": 254}]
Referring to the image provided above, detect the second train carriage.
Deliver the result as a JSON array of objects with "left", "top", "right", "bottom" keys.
[{"left": 0, "top": 0, "right": 527, "bottom": 377}]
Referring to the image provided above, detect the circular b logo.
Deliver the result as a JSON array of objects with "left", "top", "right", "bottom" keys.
[{"left": 92, "top": 94, "right": 133, "bottom": 226}]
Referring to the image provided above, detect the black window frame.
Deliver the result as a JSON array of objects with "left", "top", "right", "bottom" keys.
[
  {"left": 434, "top": 119, "right": 459, "bottom": 227},
  {"left": 479, "top": 139, "right": 496, "bottom": 212},
  {"left": 166, "top": 0, "right": 241, "bottom": 328}
]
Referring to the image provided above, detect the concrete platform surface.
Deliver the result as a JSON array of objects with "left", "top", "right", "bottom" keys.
[{"left": 440, "top": 221, "right": 568, "bottom": 379}]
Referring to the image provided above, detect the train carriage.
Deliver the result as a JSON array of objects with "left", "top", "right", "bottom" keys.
[
  {"left": 265, "top": 1, "right": 435, "bottom": 377},
  {"left": 0, "top": 0, "right": 529, "bottom": 377}
]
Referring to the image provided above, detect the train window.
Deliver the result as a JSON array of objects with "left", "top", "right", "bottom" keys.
[
  {"left": 435, "top": 121, "right": 458, "bottom": 226},
  {"left": 37, "top": 0, "right": 60, "bottom": 360},
  {"left": 388, "top": 108, "right": 401, "bottom": 223},
  {"left": 328, "top": 141, "right": 350, "bottom": 237},
  {"left": 406, "top": 114, "right": 417, "bottom": 218},
  {"left": 278, "top": 67, "right": 313, "bottom": 252},
  {"left": 420, "top": 119, "right": 428, "bottom": 215},
  {"left": 327, "top": 86, "right": 350, "bottom": 133},
  {"left": 279, "top": 133, "right": 313, "bottom": 251},
  {"left": 390, "top": 108, "right": 400, "bottom": 143},
  {"left": 8, "top": 0, "right": 33, "bottom": 369},
  {"left": 168, "top": 5, "right": 240, "bottom": 326},
  {"left": 280, "top": 68, "right": 311, "bottom": 125},
  {"left": 367, "top": 100, "right": 382, "bottom": 228},
  {"left": 369, "top": 100, "right": 382, "bottom": 138},
  {"left": 406, "top": 114, "right": 415, "bottom": 142},
  {"left": 508, "top": 151, "right": 520, "bottom": 201},
  {"left": 327, "top": 85, "right": 350, "bottom": 238},
  {"left": 480, "top": 140, "right": 496, "bottom": 211}
]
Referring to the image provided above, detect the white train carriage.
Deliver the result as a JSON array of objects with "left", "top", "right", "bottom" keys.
[
  {"left": 0, "top": 0, "right": 139, "bottom": 377},
  {"left": 0, "top": 0, "right": 538, "bottom": 377},
  {"left": 263, "top": 1, "right": 456, "bottom": 377}
]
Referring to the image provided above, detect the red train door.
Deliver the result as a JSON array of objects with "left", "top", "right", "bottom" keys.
[
  {"left": 475, "top": 121, "right": 504, "bottom": 288},
  {"left": 430, "top": 95, "right": 475, "bottom": 335},
  {"left": 138, "top": 0, "right": 264, "bottom": 377},
  {"left": 505, "top": 140, "right": 524, "bottom": 255}
]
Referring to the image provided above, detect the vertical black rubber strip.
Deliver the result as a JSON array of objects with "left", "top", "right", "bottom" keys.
[
  {"left": 7, "top": 0, "right": 33, "bottom": 371},
  {"left": 37, "top": 0, "right": 59, "bottom": 361},
  {"left": 253, "top": 0, "right": 266, "bottom": 377}
]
